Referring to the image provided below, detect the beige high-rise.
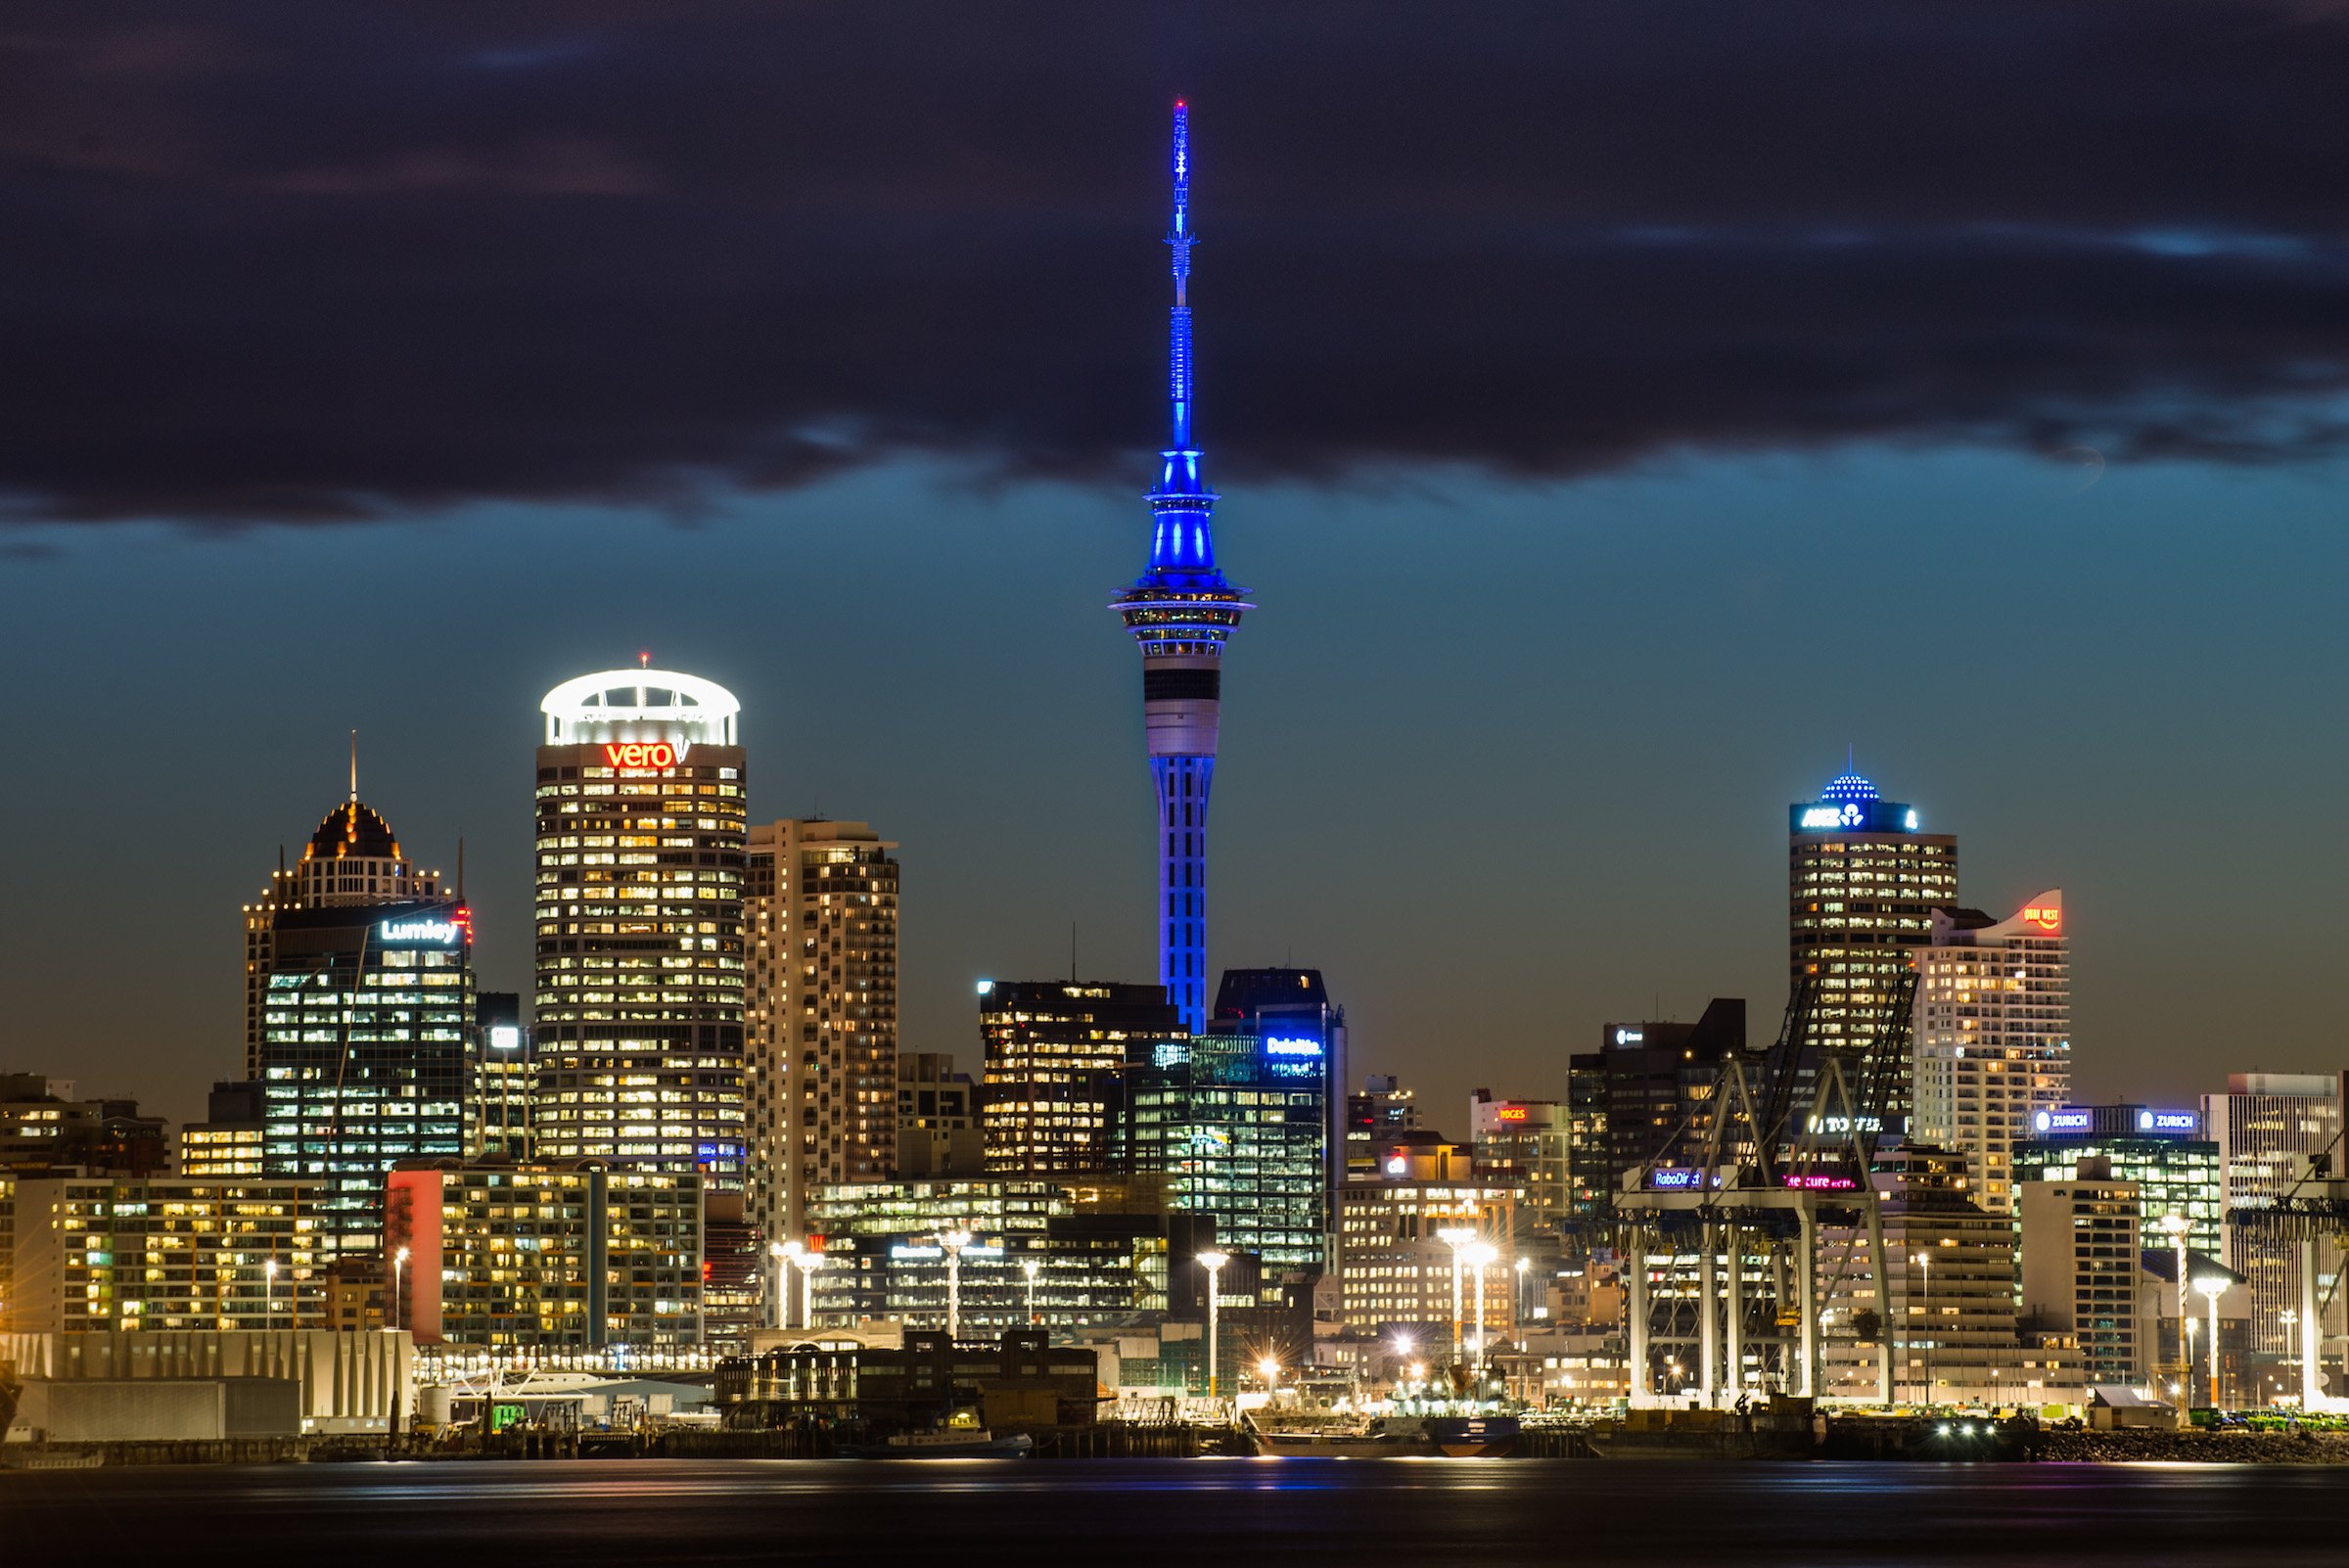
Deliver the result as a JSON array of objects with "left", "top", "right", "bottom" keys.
[{"left": 746, "top": 819, "right": 899, "bottom": 1242}]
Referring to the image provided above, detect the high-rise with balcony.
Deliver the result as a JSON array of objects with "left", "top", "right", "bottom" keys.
[
  {"left": 746, "top": 817, "right": 899, "bottom": 1242},
  {"left": 1911, "top": 890, "right": 2070, "bottom": 1216},
  {"left": 533, "top": 669, "right": 748, "bottom": 1191}
]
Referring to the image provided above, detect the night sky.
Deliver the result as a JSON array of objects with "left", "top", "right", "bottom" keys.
[{"left": 6, "top": 3, "right": 2347, "bottom": 1130}]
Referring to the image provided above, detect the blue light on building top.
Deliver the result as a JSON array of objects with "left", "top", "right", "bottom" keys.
[{"left": 1791, "top": 767, "right": 1926, "bottom": 835}]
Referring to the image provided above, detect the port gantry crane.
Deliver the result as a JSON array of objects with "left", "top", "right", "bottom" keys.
[
  {"left": 1614, "top": 972, "right": 1914, "bottom": 1408},
  {"left": 2226, "top": 1123, "right": 2349, "bottom": 1412}
]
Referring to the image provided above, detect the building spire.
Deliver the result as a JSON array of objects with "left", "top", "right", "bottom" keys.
[
  {"left": 1149, "top": 100, "right": 1219, "bottom": 574},
  {"left": 349, "top": 729, "right": 358, "bottom": 804}
]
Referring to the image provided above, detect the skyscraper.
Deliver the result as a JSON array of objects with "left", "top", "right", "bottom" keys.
[
  {"left": 1911, "top": 890, "right": 2071, "bottom": 1215},
  {"left": 746, "top": 817, "right": 900, "bottom": 1242},
  {"left": 2203, "top": 1073, "right": 2348, "bottom": 1356},
  {"left": 1112, "top": 102, "right": 1251, "bottom": 1035},
  {"left": 532, "top": 668, "right": 749, "bottom": 1189},
  {"left": 253, "top": 794, "right": 472, "bottom": 1257},
  {"left": 1790, "top": 766, "right": 1958, "bottom": 1123}
]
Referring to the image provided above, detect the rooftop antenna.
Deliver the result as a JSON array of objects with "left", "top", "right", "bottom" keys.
[
  {"left": 348, "top": 729, "right": 358, "bottom": 804},
  {"left": 1071, "top": 921, "right": 1079, "bottom": 984},
  {"left": 457, "top": 835, "right": 466, "bottom": 900}
]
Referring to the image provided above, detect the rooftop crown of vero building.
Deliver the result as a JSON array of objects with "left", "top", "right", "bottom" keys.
[{"left": 540, "top": 669, "right": 741, "bottom": 747}]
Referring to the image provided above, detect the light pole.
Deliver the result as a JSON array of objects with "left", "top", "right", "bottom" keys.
[
  {"left": 1198, "top": 1250, "right": 1229, "bottom": 1401},
  {"left": 766, "top": 1241, "right": 789, "bottom": 1330},
  {"left": 1438, "top": 1226, "right": 1476, "bottom": 1367},
  {"left": 938, "top": 1226, "right": 973, "bottom": 1340},
  {"left": 2281, "top": 1307, "right": 2299, "bottom": 1401},
  {"left": 1913, "top": 1252, "right": 1932, "bottom": 1406},
  {"left": 799, "top": 1251, "right": 825, "bottom": 1330},
  {"left": 265, "top": 1256, "right": 280, "bottom": 1326},
  {"left": 2166, "top": 1213, "right": 2190, "bottom": 1388},
  {"left": 779, "top": 1239, "right": 806, "bottom": 1330},
  {"left": 392, "top": 1245, "right": 409, "bottom": 1333},
  {"left": 1023, "top": 1257, "right": 1040, "bottom": 1325},
  {"left": 2184, "top": 1314, "right": 2198, "bottom": 1407},
  {"left": 1258, "top": 1357, "right": 1281, "bottom": 1398},
  {"left": 1466, "top": 1241, "right": 1499, "bottom": 1379},
  {"left": 2197, "top": 1275, "right": 2226, "bottom": 1410},
  {"left": 1514, "top": 1255, "right": 1532, "bottom": 1325}
]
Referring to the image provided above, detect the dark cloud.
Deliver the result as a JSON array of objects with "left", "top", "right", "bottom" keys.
[{"left": 7, "top": 0, "right": 2349, "bottom": 524}]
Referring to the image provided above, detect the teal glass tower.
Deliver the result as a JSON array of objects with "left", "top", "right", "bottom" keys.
[{"left": 1113, "top": 102, "right": 1251, "bottom": 1034}]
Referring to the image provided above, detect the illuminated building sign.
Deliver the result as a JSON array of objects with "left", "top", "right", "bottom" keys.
[
  {"left": 891, "top": 1242, "right": 1006, "bottom": 1261},
  {"left": 1265, "top": 1038, "right": 1322, "bottom": 1056},
  {"left": 1790, "top": 802, "right": 1922, "bottom": 834},
  {"left": 1384, "top": 1154, "right": 1408, "bottom": 1176},
  {"left": 2138, "top": 1110, "right": 2198, "bottom": 1133},
  {"left": 2033, "top": 1110, "right": 2094, "bottom": 1132},
  {"left": 1613, "top": 1028, "right": 1643, "bottom": 1046},
  {"left": 1493, "top": 1105, "right": 1530, "bottom": 1124},
  {"left": 378, "top": 917, "right": 463, "bottom": 945},
  {"left": 1783, "top": 1173, "right": 1859, "bottom": 1191},
  {"left": 604, "top": 740, "right": 688, "bottom": 769},
  {"left": 1798, "top": 806, "right": 1857, "bottom": 831},
  {"left": 488, "top": 1025, "right": 522, "bottom": 1052},
  {"left": 1649, "top": 1169, "right": 1702, "bottom": 1189},
  {"left": 2023, "top": 905, "right": 2061, "bottom": 932}
]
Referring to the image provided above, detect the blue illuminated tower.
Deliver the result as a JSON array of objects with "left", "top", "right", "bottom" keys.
[{"left": 1114, "top": 102, "right": 1251, "bottom": 1035}]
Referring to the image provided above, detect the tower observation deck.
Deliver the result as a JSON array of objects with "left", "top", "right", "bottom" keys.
[{"left": 1112, "top": 101, "right": 1251, "bottom": 1035}]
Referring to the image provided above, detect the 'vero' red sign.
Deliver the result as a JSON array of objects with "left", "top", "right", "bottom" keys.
[{"left": 606, "top": 741, "right": 679, "bottom": 768}]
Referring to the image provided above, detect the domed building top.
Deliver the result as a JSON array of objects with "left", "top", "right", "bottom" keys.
[
  {"left": 305, "top": 800, "right": 402, "bottom": 862},
  {"left": 1819, "top": 771, "right": 1880, "bottom": 806}
]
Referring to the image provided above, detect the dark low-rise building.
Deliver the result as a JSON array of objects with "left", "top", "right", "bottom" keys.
[{"left": 716, "top": 1329, "right": 1101, "bottom": 1434}]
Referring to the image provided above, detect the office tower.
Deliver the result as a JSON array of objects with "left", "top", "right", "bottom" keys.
[
  {"left": 1565, "top": 1053, "right": 1611, "bottom": 1223},
  {"left": 979, "top": 981, "right": 1181, "bottom": 1176},
  {"left": 1119, "top": 1032, "right": 1328, "bottom": 1273},
  {"left": 1346, "top": 1074, "right": 1421, "bottom": 1177},
  {"left": 1790, "top": 767, "right": 1958, "bottom": 1123},
  {"left": 2017, "top": 1170, "right": 2145, "bottom": 1384},
  {"left": 386, "top": 1157, "right": 704, "bottom": 1348},
  {"left": 1210, "top": 967, "right": 1346, "bottom": 1236},
  {"left": 2203, "top": 1072, "right": 2348, "bottom": 1355},
  {"left": 468, "top": 992, "right": 531, "bottom": 1158},
  {"left": 180, "top": 1081, "right": 267, "bottom": 1179},
  {"left": 253, "top": 791, "right": 473, "bottom": 1257},
  {"left": 1596, "top": 998, "right": 1747, "bottom": 1189},
  {"left": 898, "top": 1053, "right": 986, "bottom": 1177},
  {"left": 0, "top": 1075, "right": 168, "bottom": 1176},
  {"left": 746, "top": 817, "right": 900, "bottom": 1243},
  {"left": 1111, "top": 102, "right": 1251, "bottom": 1034},
  {"left": 533, "top": 669, "right": 749, "bottom": 1190},
  {"left": 1469, "top": 1092, "right": 1571, "bottom": 1228},
  {"left": 1911, "top": 890, "right": 2071, "bottom": 1216},
  {"left": 2013, "top": 1102, "right": 2221, "bottom": 1261}
]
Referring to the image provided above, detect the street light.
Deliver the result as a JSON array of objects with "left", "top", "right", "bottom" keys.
[
  {"left": 2196, "top": 1275, "right": 2227, "bottom": 1410},
  {"left": 1514, "top": 1255, "right": 1532, "bottom": 1323},
  {"left": 1258, "top": 1356, "right": 1281, "bottom": 1393},
  {"left": 1197, "top": 1250, "right": 1230, "bottom": 1401},
  {"left": 936, "top": 1226, "right": 972, "bottom": 1340},
  {"left": 2281, "top": 1307, "right": 2299, "bottom": 1401},
  {"left": 799, "top": 1252, "right": 825, "bottom": 1330},
  {"left": 392, "top": 1245, "right": 409, "bottom": 1333},
  {"left": 2165, "top": 1213, "right": 2190, "bottom": 1386},
  {"left": 1465, "top": 1241, "right": 1499, "bottom": 1377},
  {"left": 1437, "top": 1226, "right": 1477, "bottom": 1366},
  {"left": 1022, "top": 1257, "right": 1041, "bottom": 1325},
  {"left": 766, "top": 1241, "right": 789, "bottom": 1331},
  {"left": 1916, "top": 1248, "right": 1935, "bottom": 1407}
]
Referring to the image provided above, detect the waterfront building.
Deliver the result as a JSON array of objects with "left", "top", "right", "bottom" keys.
[
  {"left": 718, "top": 1330, "right": 1102, "bottom": 1433},
  {"left": 2201, "top": 1073, "right": 2348, "bottom": 1356},
  {"left": 385, "top": 1157, "right": 704, "bottom": 1348},
  {"left": 179, "top": 1082, "right": 267, "bottom": 1179},
  {"left": 1815, "top": 1145, "right": 2083, "bottom": 1405},
  {"left": 1335, "top": 1139, "right": 1519, "bottom": 1343},
  {"left": 1117, "top": 1030, "right": 1328, "bottom": 1273},
  {"left": 1565, "top": 1053, "right": 1611, "bottom": 1223},
  {"left": 1469, "top": 1092, "right": 1571, "bottom": 1230},
  {"left": 0, "top": 1075, "right": 169, "bottom": 1176},
  {"left": 745, "top": 817, "right": 899, "bottom": 1242},
  {"left": 532, "top": 669, "right": 748, "bottom": 1190},
  {"left": 1, "top": 1175, "right": 322, "bottom": 1333},
  {"left": 2017, "top": 1170, "right": 2144, "bottom": 1384},
  {"left": 1911, "top": 890, "right": 2071, "bottom": 1216},
  {"left": 1790, "top": 767, "right": 1958, "bottom": 1120},
  {"left": 979, "top": 980, "right": 1181, "bottom": 1176},
  {"left": 1110, "top": 103, "right": 1252, "bottom": 1036},
  {"left": 803, "top": 1178, "right": 1209, "bottom": 1331},
  {"left": 2012, "top": 1103, "right": 2222, "bottom": 1262},
  {"left": 1345, "top": 1074, "right": 1421, "bottom": 1177}
]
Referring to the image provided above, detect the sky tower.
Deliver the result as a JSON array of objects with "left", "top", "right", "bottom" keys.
[{"left": 1113, "top": 101, "right": 1251, "bottom": 1034}]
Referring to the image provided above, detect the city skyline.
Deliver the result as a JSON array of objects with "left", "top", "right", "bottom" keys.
[{"left": 8, "top": 7, "right": 2349, "bottom": 1136}]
